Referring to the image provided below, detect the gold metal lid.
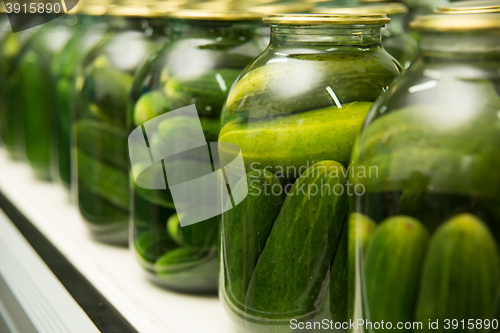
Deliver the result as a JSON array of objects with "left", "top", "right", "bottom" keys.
[
  {"left": 184, "top": 1, "right": 313, "bottom": 13},
  {"left": 263, "top": 13, "right": 390, "bottom": 25},
  {"left": 0, "top": 1, "right": 6, "bottom": 14},
  {"left": 315, "top": 3, "right": 408, "bottom": 15},
  {"left": 410, "top": 13, "right": 500, "bottom": 31},
  {"left": 167, "top": 9, "right": 263, "bottom": 21},
  {"left": 435, "top": 0, "right": 500, "bottom": 14},
  {"left": 246, "top": 2, "right": 313, "bottom": 14}
]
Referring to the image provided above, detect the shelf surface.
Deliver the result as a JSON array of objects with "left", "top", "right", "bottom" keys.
[{"left": 0, "top": 150, "right": 233, "bottom": 333}]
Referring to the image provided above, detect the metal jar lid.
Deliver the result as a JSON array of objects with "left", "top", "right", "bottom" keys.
[
  {"left": 263, "top": 13, "right": 390, "bottom": 25},
  {"left": 435, "top": 0, "right": 500, "bottom": 14},
  {"left": 315, "top": 3, "right": 408, "bottom": 15},
  {"left": 167, "top": 9, "right": 263, "bottom": 21},
  {"left": 410, "top": 13, "right": 500, "bottom": 31}
]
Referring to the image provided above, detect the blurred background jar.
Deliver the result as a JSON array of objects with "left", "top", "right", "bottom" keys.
[
  {"left": 0, "top": 18, "right": 40, "bottom": 160},
  {"left": 128, "top": 10, "right": 263, "bottom": 293},
  {"left": 18, "top": 13, "right": 76, "bottom": 179},
  {"left": 219, "top": 14, "right": 400, "bottom": 332},
  {"left": 349, "top": 4, "right": 500, "bottom": 330},
  {"left": 315, "top": 1, "right": 418, "bottom": 68},
  {"left": 50, "top": 1, "right": 110, "bottom": 191},
  {"left": 73, "top": 0, "right": 171, "bottom": 245}
]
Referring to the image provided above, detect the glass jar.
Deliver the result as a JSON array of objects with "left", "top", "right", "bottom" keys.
[
  {"left": 350, "top": 13, "right": 500, "bottom": 331},
  {"left": 219, "top": 14, "right": 401, "bottom": 331},
  {"left": 129, "top": 10, "right": 263, "bottom": 293},
  {"left": 51, "top": 5, "right": 108, "bottom": 190},
  {"left": 0, "top": 26, "right": 39, "bottom": 159},
  {"left": 316, "top": 2, "right": 418, "bottom": 68},
  {"left": 18, "top": 15, "right": 76, "bottom": 179},
  {"left": 73, "top": 5, "right": 168, "bottom": 245}
]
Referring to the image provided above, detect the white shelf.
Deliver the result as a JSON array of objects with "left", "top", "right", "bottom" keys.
[{"left": 0, "top": 150, "right": 233, "bottom": 333}]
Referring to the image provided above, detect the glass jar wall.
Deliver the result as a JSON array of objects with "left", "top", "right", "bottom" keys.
[
  {"left": 51, "top": 5, "right": 108, "bottom": 190},
  {"left": 219, "top": 14, "right": 401, "bottom": 332},
  {"left": 316, "top": 2, "right": 418, "bottom": 68},
  {"left": 73, "top": 5, "right": 167, "bottom": 245},
  {"left": 18, "top": 15, "right": 75, "bottom": 179},
  {"left": 129, "top": 10, "right": 264, "bottom": 294},
  {"left": 350, "top": 13, "right": 500, "bottom": 331}
]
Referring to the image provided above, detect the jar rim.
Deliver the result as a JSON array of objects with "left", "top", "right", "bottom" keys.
[
  {"left": 167, "top": 10, "right": 263, "bottom": 21},
  {"left": 263, "top": 13, "right": 390, "bottom": 25},
  {"left": 435, "top": 0, "right": 500, "bottom": 14},
  {"left": 315, "top": 3, "right": 408, "bottom": 16},
  {"left": 411, "top": 13, "right": 500, "bottom": 31}
]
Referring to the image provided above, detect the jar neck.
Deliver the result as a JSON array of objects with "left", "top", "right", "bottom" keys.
[
  {"left": 419, "top": 31, "right": 500, "bottom": 60},
  {"left": 169, "top": 19, "right": 260, "bottom": 41},
  {"left": 269, "top": 24, "right": 383, "bottom": 47}
]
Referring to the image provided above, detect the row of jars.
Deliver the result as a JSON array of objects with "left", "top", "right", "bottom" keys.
[{"left": 1, "top": 0, "right": 499, "bottom": 331}]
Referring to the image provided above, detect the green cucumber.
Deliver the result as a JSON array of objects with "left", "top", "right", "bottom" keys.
[
  {"left": 223, "top": 169, "right": 283, "bottom": 307},
  {"left": 219, "top": 102, "right": 372, "bottom": 171},
  {"left": 131, "top": 163, "right": 175, "bottom": 210},
  {"left": 76, "top": 149, "right": 129, "bottom": 210},
  {"left": 226, "top": 51, "right": 399, "bottom": 117},
  {"left": 75, "top": 119, "right": 129, "bottom": 170},
  {"left": 85, "top": 66, "right": 133, "bottom": 126},
  {"left": 164, "top": 69, "right": 242, "bottom": 118},
  {"left": 154, "top": 248, "right": 218, "bottom": 292},
  {"left": 135, "top": 230, "right": 177, "bottom": 265},
  {"left": 245, "top": 161, "right": 348, "bottom": 320},
  {"left": 21, "top": 50, "right": 51, "bottom": 177},
  {"left": 364, "top": 216, "right": 428, "bottom": 330},
  {"left": 157, "top": 115, "right": 220, "bottom": 146},
  {"left": 415, "top": 214, "right": 500, "bottom": 331},
  {"left": 167, "top": 213, "right": 218, "bottom": 250},
  {"left": 78, "top": 183, "right": 128, "bottom": 224},
  {"left": 330, "top": 213, "right": 377, "bottom": 322},
  {"left": 167, "top": 213, "right": 183, "bottom": 245},
  {"left": 133, "top": 90, "right": 171, "bottom": 127}
]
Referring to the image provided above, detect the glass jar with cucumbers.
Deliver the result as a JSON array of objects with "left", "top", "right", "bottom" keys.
[
  {"left": 219, "top": 14, "right": 401, "bottom": 331},
  {"left": 349, "top": 10, "right": 500, "bottom": 332},
  {"left": 51, "top": 3, "right": 109, "bottom": 190},
  {"left": 11, "top": 15, "right": 75, "bottom": 177},
  {"left": 128, "top": 10, "right": 264, "bottom": 293},
  {"left": 0, "top": 26, "right": 39, "bottom": 160},
  {"left": 73, "top": 2, "right": 168, "bottom": 244}
]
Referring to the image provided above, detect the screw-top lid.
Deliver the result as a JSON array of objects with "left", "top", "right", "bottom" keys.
[
  {"left": 263, "top": 13, "right": 390, "bottom": 25},
  {"left": 167, "top": 9, "right": 263, "bottom": 21},
  {"left": 435, "top": 0, "right": 500, "bottom": 14},
  {"left": 245, "top": 2, "right": 313, "bottom": 14},
  {"left": 411, "top": 13, "right": 500, "bottom": 31},
  {"left": 107, "top": 0, "right": 175, "bottom": 17},
  {"left": 0, "top": 1, "right": 6, "bottom": 14},
  {"left": 183, "top": 0, "right": 312, "bottom": 13},
  {"left": 315, "top": 3, "right": 408, "bottom": 15}
]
